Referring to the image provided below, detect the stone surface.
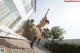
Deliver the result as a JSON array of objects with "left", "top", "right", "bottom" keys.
[{"left": 0, "top": 37, "right": 51, "bottom": 53}]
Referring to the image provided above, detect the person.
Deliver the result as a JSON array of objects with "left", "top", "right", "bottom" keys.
[{"left": 30, "top": 9, "right": 50, "bottom": 49}]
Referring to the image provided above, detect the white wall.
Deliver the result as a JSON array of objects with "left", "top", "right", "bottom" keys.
[
  {"left": 12, "top": 0, "right": 34, "bottom": 31},
  {"left": 12, "top": 0, "right": 26, "bottom": 19}
]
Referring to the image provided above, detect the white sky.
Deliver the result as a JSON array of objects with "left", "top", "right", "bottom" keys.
[{"left": 30, "top": 0, "right": 80, "bottom": 39}]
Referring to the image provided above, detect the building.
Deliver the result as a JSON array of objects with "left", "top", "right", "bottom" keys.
[
  {"left": 0, "top": 0, "right": 37, "bottom": 53},
  {"left": 0, "top": 0, "right": 36, "bottom": 32}
]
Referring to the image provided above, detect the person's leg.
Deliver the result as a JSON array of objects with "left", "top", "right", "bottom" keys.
[
  {"left": 37, "top": 38, "right": 41, "bottom": 46},
  {"left": 30, "top": 36, "right": 37, "bottom": 49}
]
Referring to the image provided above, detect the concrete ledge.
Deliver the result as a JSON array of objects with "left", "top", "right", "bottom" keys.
[{"left": 0, "top": 25, "right": 27, "bottom": 40}]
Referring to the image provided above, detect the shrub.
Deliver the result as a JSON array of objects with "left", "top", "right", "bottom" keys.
[{"left": 44, "top": 42, "right": 80, "bottom": 53}]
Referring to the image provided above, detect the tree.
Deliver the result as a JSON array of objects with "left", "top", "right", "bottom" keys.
[
  {"left": 42, "top": 28, "right": 50, "bottom": 38},
  {"left": 22, "top": 19, "right": 36, "bottom": 40},
  {"left": 50, "top": 26, "right": 65, "bottom": 40},
  {"left": 42, "top": 26, "right": 65, "bottom": 41},
  {"left": 44, "top": 26, "right": 65, "bottom": 50}
]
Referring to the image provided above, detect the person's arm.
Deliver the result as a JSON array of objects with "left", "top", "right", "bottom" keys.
[
  {"left": 38, "top": 9, "right": 50, "bottom": 28},
  {"left": 44, "top": 9, "right": 50, "bottom": 17}
]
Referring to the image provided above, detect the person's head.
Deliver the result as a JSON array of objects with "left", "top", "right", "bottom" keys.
[{"left": 46, "top": 20, "right": 49, "bottom": 24}]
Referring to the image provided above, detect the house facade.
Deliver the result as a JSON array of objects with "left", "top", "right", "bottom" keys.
[{"left": 0, "top": 0, "right": 36, "bottom": 32}]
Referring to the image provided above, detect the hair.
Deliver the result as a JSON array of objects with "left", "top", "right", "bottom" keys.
[{"left": 46, "top": 20, "right": 49, "bottom": 24}]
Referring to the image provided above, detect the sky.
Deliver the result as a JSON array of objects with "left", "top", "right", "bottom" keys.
[{"left": 30, "top": 0, "right": 80, "bottom": 39}]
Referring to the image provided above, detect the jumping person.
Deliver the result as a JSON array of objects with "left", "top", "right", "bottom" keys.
[{"left": 30, "top": 9, "right": 50, "bottom": 49}]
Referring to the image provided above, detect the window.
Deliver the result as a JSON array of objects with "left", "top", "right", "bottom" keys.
[
  {"left": 24, "top": 2, "right": 32, "bottom": 13},
  {"left": 22, "top": 0, "right": 29, "bottom": 4},
  {"left": 22, "top": 0, "right": 32, "bottom": 14}
]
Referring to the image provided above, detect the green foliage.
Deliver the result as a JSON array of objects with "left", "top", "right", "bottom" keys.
[
  {"left": 50, "top": 26, "right": 65, "bottom": 40},
  {"left": 23, "top": 19, "right": 34, "bottom": 29},
  {"left": 22, "top": 19, "right": 65, "bottom": 41},
  {"left": 42, "top": 28, "right": 50, "bottom": 38},
  {"left": 44, "top": 42, "right": 80, "bottom": 53},
  {"left": 22, "top": 19, "right": 36, "bottom": 40},
  {"left": 42, "top": 26, "right": 65, "bottom": 40}
]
